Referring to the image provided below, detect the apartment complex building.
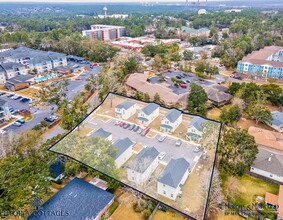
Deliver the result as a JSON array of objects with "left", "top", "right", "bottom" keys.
[
  {"left": 82, "top": 24, "right": 126, "bottom": 41},
  {"left": 0, "top": 47, "right": 67, "bottom": 75},
  {"left": 237, "top": 46, "right": 283, "bottom": 79}
]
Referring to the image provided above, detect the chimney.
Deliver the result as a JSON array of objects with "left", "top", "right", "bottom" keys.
[{"left": 268, "top": 154, "right": 273, "bottom": 162}]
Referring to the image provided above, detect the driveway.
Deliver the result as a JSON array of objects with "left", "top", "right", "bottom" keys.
[{"left": 85, "top": 118, "right": 201, "bottom": 167}]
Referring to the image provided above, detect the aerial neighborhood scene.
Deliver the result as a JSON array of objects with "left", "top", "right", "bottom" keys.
[{"left": 0, "top": 1, "right": 283, "bottom": 220}]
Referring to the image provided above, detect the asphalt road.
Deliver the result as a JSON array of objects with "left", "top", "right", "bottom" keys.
[{"left": 85, "top": 118, "right": 201, "bottom": 167}]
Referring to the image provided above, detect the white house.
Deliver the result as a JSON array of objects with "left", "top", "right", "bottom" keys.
[
  {"left": 160, "top": 109, "right": 182, "bottom": 133},
  {"left": 127, "top": 147, "right": 159, "bottom": 184},
  {"left": 137, "top": 103, "right": 159, "bottom": 125},
  {"left": 250, "top": 147, "right": 283, "bottom": 183},
  {"left": 115, "top": 100, "right": 136, "bottom": 120},
  {"left": 267, "top": 111, "right": 283, "bottom": 132},
  {"left": 91, "top": 128, "right": 113, "bottom": 141},
  {"left": 113, "top": 137, "right": 135, "bottom": 168},
  {"left": 157, "top": 158, "right": 190, "bottom": 200},
  {"left": 0, "top": 62, "right": 26, "bottom": 83},
  {"left": 186, "top": 116, "right": 207, "bottom": 143}
]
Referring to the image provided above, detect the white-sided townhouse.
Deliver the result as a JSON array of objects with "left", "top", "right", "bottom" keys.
[
  {"left": 113, "top": 137, "right": 134, "bottom": 168},
  {"left": 157, "top": 158, "right": 190, "bottom": 200},
  {"left": 267, "top": 111, "right": 283, "bottom": 133},
  {"left": 115, "top": 100, "right": 136, "bottom": 120},
  {"left": 160, "top": 109, "right": 182, "bottom": 133},
  {"left": 137, "top": 103, "right": 159, "bottom": 126},
  {"left": 127, "top": 147, "right": 159, "bottom": 184},
  {"left": 186, "top": 116, "right": 207, "bottom": 143}
]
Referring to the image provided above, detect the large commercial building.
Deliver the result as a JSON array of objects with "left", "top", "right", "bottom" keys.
[
  {"left": 0, "top": 47, "right": 67, "bottom": 74},
  {"left": 82, "top": 24, "right": 125, "bottom": 41},
  {"left": 237, "top": 46, "right": 283, "bottom": 79}
]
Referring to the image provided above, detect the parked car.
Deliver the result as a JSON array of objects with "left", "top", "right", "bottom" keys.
[
  {"left": 186, "top": 80, "right": 190, "bottom": 83},
  {"left": 11, "top": 110, "right": 19, "bottom": 115},
  {"left": 0, "top": 129, "right": 6, "bottom": 134},
  {"left": 44, "top": 117, "right": 55, "bottom": 123},
  {"left": 128, "top": 124, "right": 135, "bottom": 130},
  {"left": 9, "top": 107, "right": 14, "bottom": 112},
  {"left": 133, "top": 126, "right": 140, "bottom": 132},
  {"left": 137, "top": 127, "right": 143, "bottom": 134},
  {"left": 50, "top": 115, "right": 59, "bottom": 120},
  {"left": 21, "top": 109, "right": 28, "bottom": 114},
  {"left": 175, "top": 139, "right": 182, "bottom": 147},
  {"left": 11, "top": 95, "right": 19, "bottom": 100},
  {"left": 141, "top": 127, "right": 150, "bottom": 136},
  {"left": 16, "top": 119, "right": 25, "bottom": 124},
  {"left": 115, "top": 120, "right": 120, "bottom": 126},
  {"left": 123, "top": 123, "right": 130, "bottom": 129},
  {"left": 12, "top": 121, "right": 22, "bottom": 126},
  {"left": 180, "top": 84, "right": 187, "bottom": 89},
  {"left": 119, "top": 121, "right": 126, "bottom": 127},
  {"left": 20, "top": 98, "right": 30, "bottom": 103},
  {"left": 176, "top": 75, "right": 182, "bottom": 79},
  {"left": 76, "top": 77, "right": 82, "bottom": 81},
  {"left": 193, "top": 146, "right": 202, "bottom": 153},
  {"left": 15, "top": 96, "right": 22, "bottom": 100},
  {"left": 0, "top": 92, "right": 6, "bottom": 96},
  {"left": 158, "top": 152, "right": 166, "bottom": 160},
  {"left": 7, "top": 93, "right": 15, "bottom": 98},
  {"left": 158, "top": 135, "right": 166, "bottom": 142}
]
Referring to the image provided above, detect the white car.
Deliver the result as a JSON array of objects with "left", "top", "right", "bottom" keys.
[
  {"left": 158, "top": 152, "right": 166, "bottom": 160},
  {"left": 11, "top": 95, "right": 19, "bottom": 100},
  {"left": 50, "top": 115, "right": 59, "bottom": 120},
  {"left": 0, "top": 129, "right": 6, "bottom": 134},
  {"left": 158, "top": 135, "right": 166, "bottom": 142}
]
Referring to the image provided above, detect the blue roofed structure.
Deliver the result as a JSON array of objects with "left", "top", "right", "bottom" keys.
[
  {"left": 164, "top": 109, "right": 182, "bottom": 123},
  {"left": 28, "top": 177, "right": 114, "bottom": 220},
  {"left": 90, "top": 128, "right": 112, "bottom": 140},
  {"left": 115, "top": 100, "right": 135, "bottom": 110},
  {"left": 141, "top": 103, "right": 159, "bottom": 115},
  {"left": 113, "top": 137, "right": 134, "bottom": 159},
  {"left": 269, "top": 111, "right": 283, "bottom": 132}
]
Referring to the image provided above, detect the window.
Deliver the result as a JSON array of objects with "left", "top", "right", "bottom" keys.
[
  {"left": 171, "top": 194, "right": 173, "bottom": 198},
  {"left": 163, "top": 191, "right": 166, "bottom": 195},
  {"left": 270, "top": 174, "right": 273, "bottom": 178},
  {"left": 163, "top": 184, "right": 165, "bottom": 187}
]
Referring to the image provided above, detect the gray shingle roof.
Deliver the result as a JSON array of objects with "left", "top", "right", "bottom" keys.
[
  {"left": 188, "top": 116, "right": 207, "bottom": 131},
  {"left": 91, "top": 128, "right": 112, "bottom": 139},
  {"left": 271, "top": 111, "right": 283, "bottom": 126},
  {"left": 204, "top": 86, "right": 232, "bottom": 103},
  {"left": 164, "top": 109, "right": 182, "bottom": 123},
  {"left": 158, "top": 158, "right": 190, "bottom": 188},
  {"left": 127, "top": 147, "right": 159, "bottom": 173},
  {"left": 113, "top": 137, "right": 134, "bottom": 159},
  {"left": 6, "top": 74, "right": 34, "bottom": 84},
  {"left": 252, "top": 148, "right": 283, "bottom": 177},
  {"left": 115, "top": 100, "right": 135, "bottom": 110},
  {"left": 0, "top": 62, "right": 24, "bottom": 71},
  {"left": 141, "top": 103, "right": 159, "bottom": 115},
  {"left": 28, "top": 178, "right": 114, "bottom": 220}
]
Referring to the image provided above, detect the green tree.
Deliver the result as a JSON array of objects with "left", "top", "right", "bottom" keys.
[
  {"left": 228, "top": 82, "right": 242, "bottom": 96},
  {"left": 153, "top": 93, "right": 161, "bottom": 104},
  {"left": 246, "top": 104, "right": 272, "bottom": 126},
  {"left": 261, "top": 83, "right": 283, "bottom": 107},
  {"left": 187, "top": 82, "right": 208, "bottom": 116},
  {"left": 144, "top": 92, "right": 150, "bottom": 101},
  {"left": 219, "top": 129, "right": 258, "bottom": 176},
  {"left": 220, "top": 104, "right": 241, "bottom": 126},
  {"left": 183, "top": 50, "right": 193, "bottom": 61},
  {"left": 152, "top": 55, "right": 162, "bottom": 71}
]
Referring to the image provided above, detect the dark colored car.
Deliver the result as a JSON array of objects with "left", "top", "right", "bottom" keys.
[
  {"left": 128, "top": 124, "right": 136, "bottom": 130},
  {"left": 123, "top": 123, "right": 130, "bottom": 129},
  {"left": 44, "top": 117, "right": 55, "bottom": 123},
  {"left": 0, "top": 92, "right": 6, "bottom": 96},
  {"left": 21, "top": 109, "right": 28, "bottom": 114},
  {"left": 133, "top": 125, "right": 140, "bottom": 132},
  {"left": 15, "top": 96, "right": 22, "bottom": 100},
  {"left": 141, "top": 127, "right": 150, "bottom": 136},
  {"left": 176, "top": 75, "right": 182, "bottom": 79},
  {"left": 16, "top": 119, "right": 25, "bottom": 124},
  {"left": 7, "top": 94, "right": 15, "bottom": 98},
  {"left": 20, "top": 98, "right": 30, "bottom": 103}
]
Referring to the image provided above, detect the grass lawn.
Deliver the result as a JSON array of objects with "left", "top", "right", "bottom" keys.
[
  {"left": 77, "top": 125, "right": 94, "bottom": 136},
  {"left": 152, "top": 210, "right": 187, "bottom": 220},
  {"left": 222, "top": 174, "right": 279, "bottom": 206},
  {"left": 15, "top": 87, "right": 39, "bottom": 99}
]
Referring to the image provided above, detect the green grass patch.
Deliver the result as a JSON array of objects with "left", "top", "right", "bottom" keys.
[
  {"left": 224, "top": 174, "right": 279, "bottom": 206},
  {"left": 100, "top": 200, "right": 119, "bottom": 220},
  {"left": 23, "top": 114, "right": 33, "bottom": 121}
]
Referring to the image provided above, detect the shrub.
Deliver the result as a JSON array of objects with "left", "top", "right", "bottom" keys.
[{"left": 143, "top": 209, "right": 151, "bottom": 219}]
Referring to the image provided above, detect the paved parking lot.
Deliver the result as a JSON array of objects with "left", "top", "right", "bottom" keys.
[
  {"left": 149, "top": 71, "right": 215, "bottom": 95},
  {"left": 85, "top": 118, "right": 201, "bottom": 167}
]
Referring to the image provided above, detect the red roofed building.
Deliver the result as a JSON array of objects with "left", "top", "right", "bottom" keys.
[{"left": 237, "top": 46, "right": 283, "bottom": 79}]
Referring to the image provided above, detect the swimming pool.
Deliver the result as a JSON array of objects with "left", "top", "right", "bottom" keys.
[{"left": 35, "top": 73, "right": 57, "bottom": 82}]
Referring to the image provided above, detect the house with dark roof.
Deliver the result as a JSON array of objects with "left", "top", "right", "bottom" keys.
[
  {"left": 157, "top": 158, "right": 190, "bottom": 200},
  {"left": 0, "top": 99, "right": 11, "bottom": 123},
  {"left": 203, "top": 86, "right": 232, "bottom": 107},
  {"left": 265, "top": 185, "right": 283, "bottom": 220},
  {"left": 115, "top": 100, "right": 136, "bottom": 120},
  {"left": 5, "top": 74, "right": 34, "bottom": 91},
  {"left": 137, "top": 103, "right": 159, "bottom": 125},
  {"left": 0, "top": 62, "right": 26, "bottom": 84},
  {"left": 160, "top": 109, "right": 182, "bottom": 133},
  {"left": 267, "top": 111, "right": 283, "bottom": 133},
  {"left": 28, "top": 177, "right": 115, "bottom": 220},
  {"left": 90, "top": 128, "right": 112, "bottom": 141},
  {"left": 250, "top": 148, "right": 283, "bottom": 183},
  {"left": 113, "top": 137, "right": 135, "bottom": 168},
  {"left": 127, "top": 147, "right": 159, "bottom": 184},
  {"left": 186, "top": 116, "right": 207, "bottom": 143}
]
